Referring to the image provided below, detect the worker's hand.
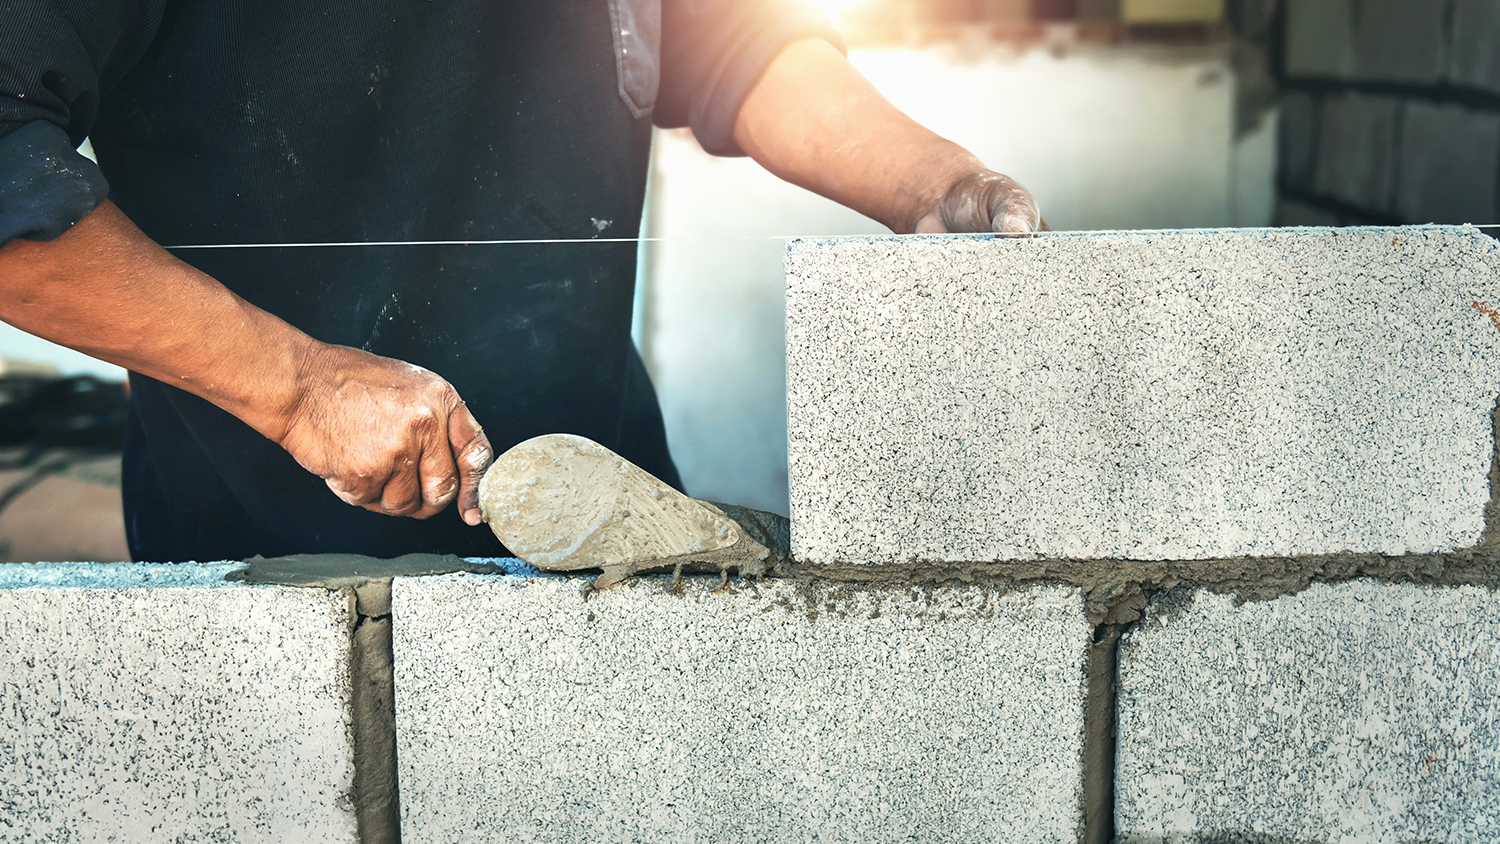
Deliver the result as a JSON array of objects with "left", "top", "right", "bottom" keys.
[
  {"left": 274, "top": 345, "right": 494, "bottom": 524},
  {"left": 914, "top": 171, "right": 1050, "bottom": 236}
]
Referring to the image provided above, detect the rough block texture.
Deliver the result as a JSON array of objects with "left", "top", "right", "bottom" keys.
[
  {"left": 1283, "top": 0, "right": 1354, "bottom": 79},
  {"left": 394, "top": 574, "right": 1090, "bottom": 844},
  {"left": 1116, "top": 581, "right": 1500, "bottom": 843},
  {"left": 1352, "top": 0, "right": 1447, "bottom": 84},
  {"left": 1397, "top": 102, "right": 1500, "bottom": 226},
  {"left": 0, "top": 562, "right": 358, "bottom": 843},
  {"left": 1450, "top": 0, "right": 1500, "bottom": 95},
  {"left": 1314, "top": 93, "right": 1399, "bottom": 212},
  {"left": 786, "top": 228, "right": 1500, "bottom": 564}
]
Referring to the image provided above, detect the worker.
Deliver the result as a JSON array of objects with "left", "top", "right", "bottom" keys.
[{"left": 0, "top": 0, "right": 1044, "bottom": 562}]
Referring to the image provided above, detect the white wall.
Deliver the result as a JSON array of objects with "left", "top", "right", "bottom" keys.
[{"left": 641, "top": 39, "right": 1276, "bottom": 515}]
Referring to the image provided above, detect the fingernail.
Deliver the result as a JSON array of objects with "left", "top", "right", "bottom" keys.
[{"left": 463, "top": 509, "right": 483, "bottom": 526}]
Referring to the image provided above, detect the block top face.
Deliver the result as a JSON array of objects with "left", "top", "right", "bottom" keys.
[
  {"left": 0, "top": 560, "right": 247, "bottom": 589},
  {"left": 785, "top": 227, "right": 1500, "bottom": 564}
]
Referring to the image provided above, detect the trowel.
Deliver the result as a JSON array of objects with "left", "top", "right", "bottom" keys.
[{"left": 477, "top": 433, "right": 789, "bottom": 590}]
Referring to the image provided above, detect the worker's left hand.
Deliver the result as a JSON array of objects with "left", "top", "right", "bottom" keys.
[{"left": 913, "top": 171, "right": 1050, "bottom": 235}]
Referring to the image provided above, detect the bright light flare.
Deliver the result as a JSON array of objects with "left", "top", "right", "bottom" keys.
[{"left": 808, "top": 0, "right": 858, "bottom": 23}]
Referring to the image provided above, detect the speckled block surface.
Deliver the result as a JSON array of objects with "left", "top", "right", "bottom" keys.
[
  {"left": 0, "top": 562, "right": 359, "bottom": 843},
  {"left": 786, "top": 227, "right": 1500, "bottom": 563},
  {"left": 1116, "top": 581, "right": 1500, "bottom": 844},
  {"left": 394, "top": 573, "right": 1090, "bottom": 844}
]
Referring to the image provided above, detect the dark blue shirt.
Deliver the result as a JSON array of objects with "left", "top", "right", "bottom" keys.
[{"left": 0, "top": 0, "right": 839, "bottom": 560}]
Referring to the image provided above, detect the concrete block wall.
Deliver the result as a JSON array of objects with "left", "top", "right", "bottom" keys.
[
  {"left": 7, "top": 228, "right": 1500, "bottom": 843},
  {"left": 1278, "top": 0, "right": 1500, "bottom": 229}
]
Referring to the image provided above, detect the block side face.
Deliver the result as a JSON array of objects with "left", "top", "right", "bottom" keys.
[
  {"left": 1115, "top": 581, "right": 1500, "bottom": 844},
  {"left": 787, "top": 228, "right": 1500, "bottom": 564},
  {"left": 394, "top": 574, "right": 1090, "bottom": 844},
  {"left": 0, "top": 586, "right": 358, "bottom": 843}
]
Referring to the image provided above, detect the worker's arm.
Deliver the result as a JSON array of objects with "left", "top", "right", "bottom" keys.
[
  {"left": 0, "top": 200, "right": 493, "bottom": 524},
  {"left": 733, "top": 39, "right": 1046, "bottom": 235}
]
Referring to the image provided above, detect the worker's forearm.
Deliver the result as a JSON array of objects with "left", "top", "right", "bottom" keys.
[
  {"left": 0, "top": 200, "right": 311, "bottom": 441},
  {"left": 0, "top": 200, "right": 494, "bottom": 523},
  {"left": 732, "top": 39, "right": 984, "bottom": 234}
]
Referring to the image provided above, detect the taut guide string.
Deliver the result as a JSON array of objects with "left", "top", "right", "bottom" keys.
[{"left": 160, "top": 223, "right": 1500, "bottom": 250}]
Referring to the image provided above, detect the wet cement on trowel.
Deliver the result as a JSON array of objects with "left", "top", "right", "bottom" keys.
[{"left": 230, "top": 552, "right": 505, "bottom": 844}]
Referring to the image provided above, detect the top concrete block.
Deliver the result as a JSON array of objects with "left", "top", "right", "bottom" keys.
[
  {"left": 785, "top": 228, "right": 1500, "bottom": 564},
  {"left": 0, "top": 561, "right": 359, "bottom": 843}
]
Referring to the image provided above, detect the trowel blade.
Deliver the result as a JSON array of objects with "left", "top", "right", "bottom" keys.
[{"left": 477, "top": 433, "right": 745, "bottom": 573}]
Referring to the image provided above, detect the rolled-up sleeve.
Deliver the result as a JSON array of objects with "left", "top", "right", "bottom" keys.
[
  {"left": 657, "top": 0, "right": 844, "bottom": 156},
  {"left": 0, "top": 2, "right": 154, "bottom": 244}
]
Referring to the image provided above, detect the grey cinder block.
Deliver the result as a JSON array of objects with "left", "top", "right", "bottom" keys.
[
  {"left": 1397, "top": 102, "right": 1500, "bottom": 226},
  {"left": 1450, "top": 0, "right": 1500, "bottom": 95},
  {"left": 393, "top": 574, "right": 1091, "bottom": 844},
  {"left": 1352, "top": 0, "right": 1447, "bottom": 84},
  {"left": 1115, "top": 581, "right": 1500, "bottom": 844},
  {"left": 1314, "top": 92, "right": 1400, "bottom": 213},
  {"left": 785, "top": 227, "right": 1500, "bottom": 564},
  {"left": 1284, "top": 0, "right": 1355, "bottom": 78},
  {"left": 0, "top": 562, "right": 359, "bottom": 843}
]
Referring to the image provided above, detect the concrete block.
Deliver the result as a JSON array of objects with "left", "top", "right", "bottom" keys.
[
  {"left": 1277, "top": 90, "right": 1318, "bottom": 192},
  {"left": 1450, "top": 0, "right": 1500, "bottom": 95},
  {"left": 0, "top": 562, "right": 359, "bottom": 843},
  {"left": 1397, "top": 101, "right": 1500, "bottom": 226},
  {"left": 1314, "top": 92, "right": 1400, "bottom": 213},
  {"left": 393, "top": 574, "right": 1091, "bottom": 844},
  {"left": 1284, "top": 0, "right": 1354, "bottom": 78},
  {"left": 1116, "top": 581, "right": 1500, "bottom": 843},
  {"left": 1352, "top": 0, "right": 1447, "bottom": 83},
  {"left": 785, "top": 227, "right": 1500, "bottom": 564}
]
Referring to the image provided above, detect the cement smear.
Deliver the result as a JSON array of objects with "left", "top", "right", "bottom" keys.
[
  {"left": 232, "top": 552, "right": 507, "bottom": 588},
  {"left": 350, "top": 580, "right": 399, "bottom": 844},
  {"left": 1084, "top": 625, "right": 1123, "bottom": 844}
]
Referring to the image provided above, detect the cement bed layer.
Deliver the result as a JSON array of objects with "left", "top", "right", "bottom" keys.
[
  {"left": 786, "top": 226, "right": 1500, "bottom": 564},
  {"left": 394, "top": 573, "right": 1091, "bottom": 844},
  {"left": 0, "top": 562, "right": 359, "bottom": 843},
  {"left": 1115, "top": 581, "right": 1500, "bottom": 844}
]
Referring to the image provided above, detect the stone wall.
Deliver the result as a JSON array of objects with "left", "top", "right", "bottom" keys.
[{"left": 1278, "top": 0, "right": 1500, "bottom": 229}]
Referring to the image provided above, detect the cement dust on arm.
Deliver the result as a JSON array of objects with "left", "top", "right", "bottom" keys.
[
  {"left": 731, "top": 39, "right": 1047, "bottom": 235},
  {"left": 0, "top": 200, "right": 492, "bottom": 523}
]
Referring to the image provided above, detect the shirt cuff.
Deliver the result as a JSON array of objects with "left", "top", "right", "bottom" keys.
[
  {"left": 688, "top": 7, "right": 846, "bottom": 157},
  {"left": 0, "top": 120, "right": 110, "bottom": 244}
]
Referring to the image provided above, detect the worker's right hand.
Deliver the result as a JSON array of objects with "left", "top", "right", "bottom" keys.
[{"left": 271, "top": 344, "right": 494, "bottom": 525}]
